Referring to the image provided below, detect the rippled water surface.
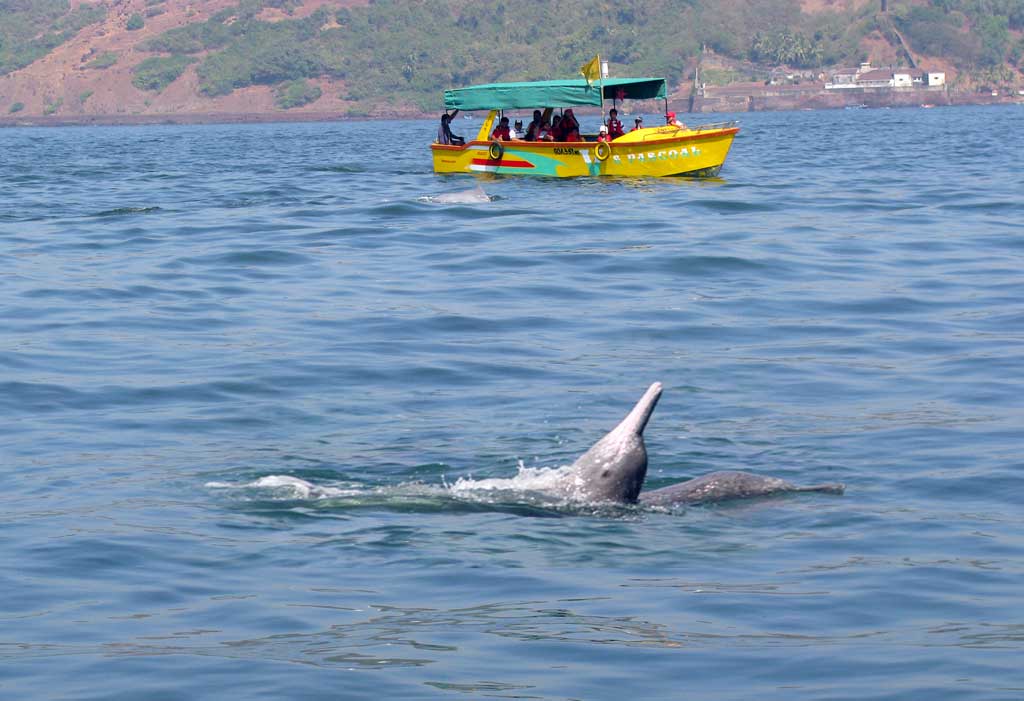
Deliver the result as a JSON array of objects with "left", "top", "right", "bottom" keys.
[{"left": 2, "top": 106, "right": 1023, "bottom": 700}]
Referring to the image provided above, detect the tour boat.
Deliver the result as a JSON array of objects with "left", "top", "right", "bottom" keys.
[{"left": 431, "top": 77, "right": 739, "bottom": 178}]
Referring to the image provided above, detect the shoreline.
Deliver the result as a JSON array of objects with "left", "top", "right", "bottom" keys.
[{"left": 1, "top": 94, "right": 1020, "bottom": 129}]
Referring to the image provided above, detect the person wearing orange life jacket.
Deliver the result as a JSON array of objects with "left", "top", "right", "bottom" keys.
[
  {"left": 596, "top": 125, "right": 610, "bottom": 142},
  {"left": 491, "top": 116, "right": 512, "bottom": 141},
  {"left": 606, "top": 108, "right": 625, "bottom": 139},
  {"left": 561, "top": 108, "right": 581, "bottom": 142},
  {"left": 631, "top": 115, "right": 644, "bottom": 132},
  {"left": 550, "top": 115, "right": 564, "bottom": 141}
]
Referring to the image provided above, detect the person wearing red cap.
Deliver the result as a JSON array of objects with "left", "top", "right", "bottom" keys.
[{"left": 665, "top": 111, "right": 687, "bottom": 129}]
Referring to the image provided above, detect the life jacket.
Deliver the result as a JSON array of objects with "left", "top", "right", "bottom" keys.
[
  {"left": 607, "top": 118, "right": 624, "bottom": 138},
  {"left": 561, "top": 109, "right": 580, "bottom": 142},
  {"left": 597, "top": 133, "right": 610, "bottom": 143},
  {"left": 491, "top": 125, "right": 511, "bottom": 141}
]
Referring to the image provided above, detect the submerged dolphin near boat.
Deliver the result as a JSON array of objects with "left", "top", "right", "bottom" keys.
[
  {"left": 428, "top": 185, "right": 491, "bottom": 204},
  {"left": 554, "top": 382, "right": 844, "bottom": 506}
]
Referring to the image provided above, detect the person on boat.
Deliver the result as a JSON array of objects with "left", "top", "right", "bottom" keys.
[
  {"left": 491, "top": 116, "right": 512, "bottom": 141},
  {"left": 631, "top": 115, "right": 644, "bottom": 132},
  {"left": 536, "top": 115, "right": 555, "bottom": 141},
  {"left": 549, "top": 115, "right": 564, "bottom": 141},
  {"left": 524, "top": 110, "right": 544, "bottom": 141},
  {"left": 606, "top": 108, "right": 625, "bottom": 139},
  {"left": 596, "top": 124, "right": 610, "bottom": 142},
  {"left": 665, "top": 111, "right": 687, "bottom": 129},
  {"left": 512, "top": 119, "right": 525, "bottom": 139},
  {"left": 438, "top": 110, "right": 465, "bottom": 146},
  {"left": 561, "top": 108, "right": 581, "bottom": 142}
]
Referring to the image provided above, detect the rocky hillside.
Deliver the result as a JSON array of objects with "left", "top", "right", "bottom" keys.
[{"left": 1, "top": 0, "right": 1021, "bottom": 123}]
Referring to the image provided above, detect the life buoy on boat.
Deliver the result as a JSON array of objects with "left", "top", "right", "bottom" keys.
[
  {"left": 488, "top": 140, "right": 504, "bottom": 160},
  {"left": 594, "top": 141, "right": 611, "bottom": 162}
]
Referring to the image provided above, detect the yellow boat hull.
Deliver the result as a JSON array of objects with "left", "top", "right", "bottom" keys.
[{"left": 431, "top": 123, "right": 739, "bottom": 178}]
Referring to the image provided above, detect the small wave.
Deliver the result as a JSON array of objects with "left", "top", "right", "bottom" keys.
[
  {"left": 307, "top": 164, "right": 366, "bottom": 173},
  {"left": 93, "top": 206, "right": 162, "bottom": 217}
]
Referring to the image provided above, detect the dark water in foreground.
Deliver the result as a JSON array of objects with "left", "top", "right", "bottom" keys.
[{"left": 2, "top": 106, "right": 1023, "bottom": 700}]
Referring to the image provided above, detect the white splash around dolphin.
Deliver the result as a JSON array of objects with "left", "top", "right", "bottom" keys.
[{"left": 205, "top": 475, "right": 358, "bottom": 499}]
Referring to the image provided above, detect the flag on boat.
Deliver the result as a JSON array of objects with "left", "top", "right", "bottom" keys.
[{"left": 580, "top": 55, "right": 601, "bottom": 86}]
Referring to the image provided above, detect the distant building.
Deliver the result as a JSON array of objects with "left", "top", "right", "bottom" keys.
[{"left": 825, "top": 64, "right": 944, "bottom": 90}]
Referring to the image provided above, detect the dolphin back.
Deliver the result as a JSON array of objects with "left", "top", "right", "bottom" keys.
[{"left": 639, "top": 470, "right": 846, "bottom": 507}]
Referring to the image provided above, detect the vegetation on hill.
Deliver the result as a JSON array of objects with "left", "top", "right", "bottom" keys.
[
  {"left": 893, "top": 0, "right": 1024, "bottom": 78},
  {"left": 3, "top": 0, "right": 1023, "bottom": 117},
  {"left": 131, "top": 0, "right": 1023, "bottom": 109},
  {"left": 274, "top": 78, "right": 321, "bottom": 108},
  {"left": 132, "top": 55, "right": 198, "bottom": 92},
  {"left": 0, "top": 0, "right": 107, "bottom": 75}
]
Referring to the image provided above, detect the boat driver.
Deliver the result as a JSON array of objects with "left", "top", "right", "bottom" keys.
[{"left": 438, "top": 110, "right": 465, "bottom": 146}]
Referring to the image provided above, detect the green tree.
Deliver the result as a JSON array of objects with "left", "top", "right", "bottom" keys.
[
  {"left": 132, "top": 55, "right": 196, "bottom": 91},
  {"left": 274, "top": 79, "right": 321, "bottom": 108}
]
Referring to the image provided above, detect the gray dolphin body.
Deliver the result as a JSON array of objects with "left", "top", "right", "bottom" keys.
[
  {"left": 565, "top": 382, "right": 844, "bottom": 506},
  {"left": 431, "top": 185, "right": 491, "bottom": 204},
  {"left": 561, "top": 381, "right": 664, "bottom": 502}
]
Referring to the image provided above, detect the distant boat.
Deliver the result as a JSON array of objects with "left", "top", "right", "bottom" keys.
[
  {"left": 845, "top": 103, "right": 867, "bottom": 110},
  {"left": 921, "top": 104, "right": 935, "bottom": 109}
]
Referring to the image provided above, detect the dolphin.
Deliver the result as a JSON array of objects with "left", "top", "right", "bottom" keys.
[
  {"left": 430, "top": 185, "right": 491, "bottom": 204},
  {"left": 560, "top": 382, "right": 844, "bottom": 506},
  {"left": 558, "top": 381, "right": 663, "bottom": 503}
]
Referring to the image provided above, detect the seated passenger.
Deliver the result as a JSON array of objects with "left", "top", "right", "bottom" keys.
[
  {"left": 596, "top": 124, "right": 610, "bottom": 142},
  {"left": 631, "top": 115, "right": 644, "bottom": 131},
  {"left": 561, "top": 108, "right": 581, "bottom": 142},
  {"left": 512, "top": 120, "right": 525, "bottom": 139},
  {"left": 536, "top": 116, "right": 554, "bottom": 141},
  {"left": 550, "top": 115, "right": 564, "bottom": 141},
  {"left": 491, "top": 116, "right": 512, "bottom": 141},
  {"left": 665, "top": 111, "right": 687, "bottom": 129},
  {"left": 438, "top": 110, "right": 465, "bottom": 146},
  {"left": 606, "top": 108, "right": 625, "bottom": 139},
  {"left": 524, "top": 110, "right": 544, "bottom": 141}
]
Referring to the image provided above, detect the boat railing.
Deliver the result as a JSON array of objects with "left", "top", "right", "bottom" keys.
[{"left": 691, "top": 120, "right": 739, "bottom": 132}]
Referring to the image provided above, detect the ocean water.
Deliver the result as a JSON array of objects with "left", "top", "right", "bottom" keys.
[{"left": 2, "top": 105, "right": 1023, "bottom": 700}]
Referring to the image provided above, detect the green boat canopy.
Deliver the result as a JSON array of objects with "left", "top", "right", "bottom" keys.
[{"left": 443, "top": 77, "right": 667, "bottom": 111}]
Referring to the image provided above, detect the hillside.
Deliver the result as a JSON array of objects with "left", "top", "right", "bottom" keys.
[{"left": 1, "top": 0, "right": 1022, "bottom": 122}]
